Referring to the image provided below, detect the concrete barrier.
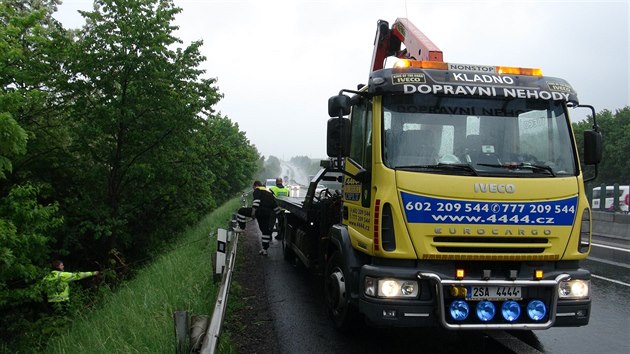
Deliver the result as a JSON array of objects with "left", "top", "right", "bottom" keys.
[{"left": 591, "top": 211, "right": 630, "bottom": 244}]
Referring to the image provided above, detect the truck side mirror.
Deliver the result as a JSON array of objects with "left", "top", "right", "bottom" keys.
[
  {"left": 327, "top": 117, "right": 351, "bottom": 158},
  {"left": 354, "top": 169, "right": 370, "bottom": 183},
  {"left": 328, "top": 95, "right": 351, "bottom": 118},
  {"left": 583, "top": 130, "right": 602, "bottom": 165}
]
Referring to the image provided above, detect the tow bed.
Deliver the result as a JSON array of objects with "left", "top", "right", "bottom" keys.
[
  {"left": 276, "top": 196, "right": 308, "bottom": 221},
  {"left": 276, "top": 167, "right": 343, "bottom": 273}
]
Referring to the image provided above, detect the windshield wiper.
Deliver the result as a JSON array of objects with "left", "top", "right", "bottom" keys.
[
  {"left": 396, "top": 163, "right": 479, "bottom": 176},
  {"left": 477, "top": 163, "right": 556, "bottom": 176}
]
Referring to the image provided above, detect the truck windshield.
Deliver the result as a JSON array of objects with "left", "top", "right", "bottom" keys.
[{"left": 381, "top": 94, "right": 577, "bottom": 176}]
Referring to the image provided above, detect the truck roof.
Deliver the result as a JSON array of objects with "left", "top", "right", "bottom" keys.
[
  {"left": 368, "top": 19, "right": 578, "bottom": 105},
  {"left": 368, "top": 65, "right": 578, "bottom": 104}
]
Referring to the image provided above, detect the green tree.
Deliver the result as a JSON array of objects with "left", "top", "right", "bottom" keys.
[
  {"left": 1, "top": 0, "right": 260, "bottom": 349},
  {"left": 1, "top": 0, "right": 73, "bottom": 182},
  {"left": 0, "top": 0, "right": 65, "bottom": 287},
  {"left": 573, "top": 107, "right": 630, "bottom": 186},
  {"left": 53, "top": 0, "right": 259, "bottom": 260},
  {"left": 0, "top": 0, "right": 68, "bottom": 347},
  {"left": 263, "top": 155, "right": 282, "bottom": 180},
  {"left": 203, "top": 116, "right": 259, "bottom": 203},
  {"left": 290, "top": 155, "right": 322, "bottom": 177},
  {"left": 0, "top": 114, "right": 27, "bottom": 179}
]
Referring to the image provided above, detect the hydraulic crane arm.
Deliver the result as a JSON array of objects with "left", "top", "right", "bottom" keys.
[{"left": 370, "top": 18, "right": 443, "bottom": 72}]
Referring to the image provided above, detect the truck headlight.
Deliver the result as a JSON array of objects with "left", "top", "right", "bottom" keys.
[
  {"left": 558, "top": 279, "right": 590, "bottom": 299},
  {"left": 364, "top": 277, "right": 419, "bottom": 298}
]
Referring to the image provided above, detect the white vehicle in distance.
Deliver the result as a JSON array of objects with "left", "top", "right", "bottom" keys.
[
  {"left": 289, "top": 184, "right": 301, "bottom": 197},
  {"left": 592, "top": 185, "right": 629, "bottom": 212}
]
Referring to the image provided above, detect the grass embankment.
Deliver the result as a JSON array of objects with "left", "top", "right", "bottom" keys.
[{"left": 45, "top": 198, "right": 242, "bottom": 353}]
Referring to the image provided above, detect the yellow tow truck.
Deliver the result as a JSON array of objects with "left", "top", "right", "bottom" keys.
[{"left": 277, "top": 18, "right": 602, "bottom": 331}]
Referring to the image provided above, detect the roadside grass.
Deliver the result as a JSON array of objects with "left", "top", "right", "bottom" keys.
[{"left": 44, "top": 198, "right": 242, "bottom": 353}]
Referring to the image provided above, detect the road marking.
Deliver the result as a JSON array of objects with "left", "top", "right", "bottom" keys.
[
  {"left": 483, "top": 330, "right": 544, "bottom": 354},
  {"left": 587, "top": 256, "right": 630, "bottom": 269},
  {"left": 587, "top": 256, "right": 630, "bottom": 284},
  {"left": 591, "top": 242, "right": 630, "bottom": 253},
  {"left": 591, "top": 274, "right": 630, "bottom": 287}
]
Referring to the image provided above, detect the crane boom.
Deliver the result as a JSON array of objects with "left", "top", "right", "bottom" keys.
[{"left": 370, "top": 18, "right": 443, "bottom": 72}]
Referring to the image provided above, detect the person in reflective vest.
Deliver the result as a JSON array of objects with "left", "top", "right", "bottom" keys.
[
  {"left": 268, "top": 177, "right": 289, "bottom": 239},
  {"left": 44, "top": 260, "right": 99, "bottom": 307},
  {"left": 269, "top": 177, "right": 289, "bottom": 197},
  {"left": 235, "top": 181, "right": 281, "bottom": 256}
]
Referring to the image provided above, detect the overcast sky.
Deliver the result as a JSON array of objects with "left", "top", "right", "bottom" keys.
[{"left": 55, "top": 0, "right": 629, "bottom": 160}]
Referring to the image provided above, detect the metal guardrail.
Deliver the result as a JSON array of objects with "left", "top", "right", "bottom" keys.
[
  {"left": 200, "top": 228, "right": 240, "bottom": 354},
  {"left": 199, "top": 195, "right": 248, "bottom": 353}
]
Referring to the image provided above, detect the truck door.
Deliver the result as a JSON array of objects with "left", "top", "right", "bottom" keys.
[{"left": 342, "top": 98, "right": 374, "bottom": 242}]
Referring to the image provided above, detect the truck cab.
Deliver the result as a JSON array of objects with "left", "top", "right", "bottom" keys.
[
  {"left": 321, "top": 19, "right": 602, "bottom": 331},
  {"left": 279, "top": 18, "right": 602, "bottom": 332}
]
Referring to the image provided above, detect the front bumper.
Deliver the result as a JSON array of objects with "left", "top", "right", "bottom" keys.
[
  {"left": 357, "top": 264, "right": 591, "bottom": 329},
  {"left": 555, "top": 299, "right": 591, "bottom": 326}
]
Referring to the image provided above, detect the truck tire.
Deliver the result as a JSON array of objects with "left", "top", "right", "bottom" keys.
[
  {"left": 324, "top": 251, "right": 360, "bottom": 331},
  {"left": 281, "top": 216, "right": 295, "bottom": 262}
]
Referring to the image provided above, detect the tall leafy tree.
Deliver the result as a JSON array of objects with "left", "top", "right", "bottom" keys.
[
  {"left": 0, "top": 0, "right": 66, "bottom": 286},
  {"left": 573, "top": 107, "right": 630, "bottom": 186},
  {"left": 57, "top": 0, "right": 258, "bottom": 259},
  {"left": 595, "top": 108, "right": 630, "bottom": 184},
  {"left": 262, "top": 155, "right": 282, "bottom": 180},
  {"left": 1, "top": 0, "right": 73, "bottom": 181},
  {"left": 0, "top": 0, "right": 67, "bottom": 346},
  {"left": 290, "top": 155, "right": 322, "bottom": 177},
  {"left": 203, "top": 116, "right": 259, "bottom": 203},
  {"left": 1, "top": 0, "right": 260, "bottom": 349}
]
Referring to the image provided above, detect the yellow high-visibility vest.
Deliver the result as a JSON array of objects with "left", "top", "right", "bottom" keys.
[
  {"left": 269, "top": 185, "right": 289, "bottom": 197},
  {"left": 44, "top": 270, "right": 97, "bottom": 302}
]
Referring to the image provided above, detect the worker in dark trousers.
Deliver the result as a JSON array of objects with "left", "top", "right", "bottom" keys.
[
  {"left": 268, "top": 177, "right": 289, "bottom": 239},
  {"left": 235, "top": 180, "right": 280, "bottom": 256}
]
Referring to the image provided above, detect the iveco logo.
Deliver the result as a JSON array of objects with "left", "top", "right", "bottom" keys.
[{"left": 474, "top": 183, "right": 516, "bottom": 193}]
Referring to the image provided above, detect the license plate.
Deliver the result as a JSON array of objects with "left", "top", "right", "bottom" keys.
[{"left": 466, "top": 286, "right": 522, "bottom": 300}]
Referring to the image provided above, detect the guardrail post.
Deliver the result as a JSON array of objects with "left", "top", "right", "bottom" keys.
[
  {"left": 214, "top": 229, "right": 227, "bottom": 282},
  {"left": 174, "top": 310, "right": 189, "bottom": 354},
  {"left": 599, "top": 183, "right": 606, "bottom": 211},
  {"left": 227, "top": 215, "right": 236, "bottom": 243},
  {"left": 613, "top": 183, "right": 620, "bottom": 212}
]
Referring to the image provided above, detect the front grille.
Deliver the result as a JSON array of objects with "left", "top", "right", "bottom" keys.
[
  {"left": 434, "top": 237, "right": 548, "bottom": 244},
  {"left": 433, "top": 236, "right": 549, "bottom": 254}
]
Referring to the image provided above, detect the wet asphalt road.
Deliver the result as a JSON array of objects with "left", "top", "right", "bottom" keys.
[{"left": 260, "top": 234, "right": 630, "bottom": 354}]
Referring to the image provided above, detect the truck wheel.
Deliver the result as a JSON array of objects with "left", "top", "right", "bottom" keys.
[
  {"left": 281, "top": 217, "right": 295, "bottom": 261},
  {"left": 282, "top": 236, "right": 295, "bottom": 261},
  {"left": 324, "top": 251, "right": 360, "bottom": 331}
]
